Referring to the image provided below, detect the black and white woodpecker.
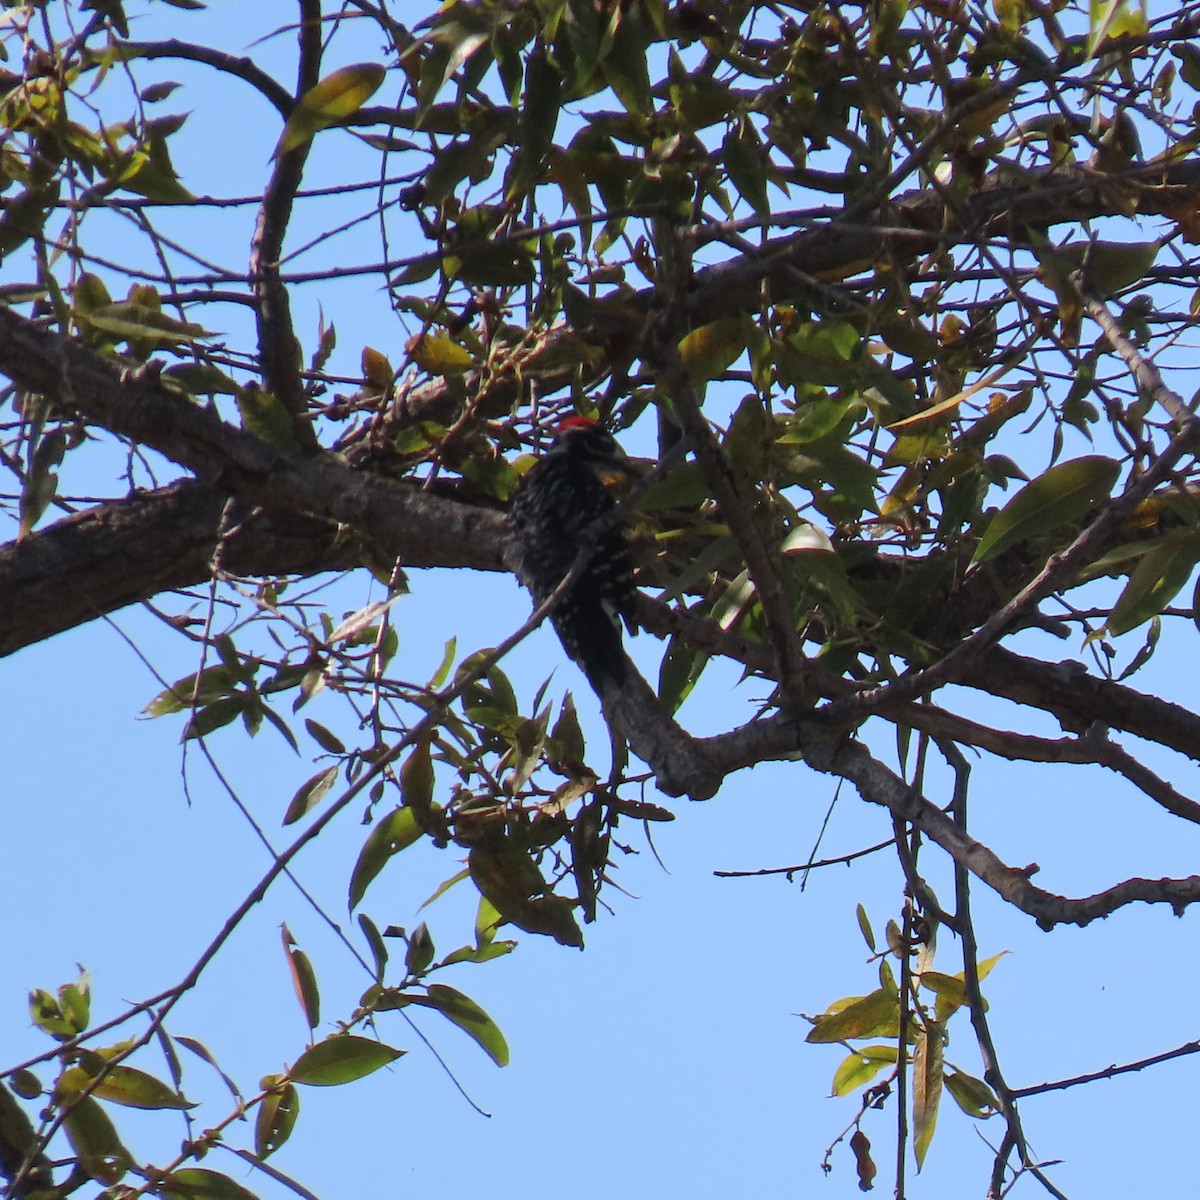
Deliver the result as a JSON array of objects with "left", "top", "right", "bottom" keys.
[{"left": 508, "top": 417, "right": 638, "bottom": 688}]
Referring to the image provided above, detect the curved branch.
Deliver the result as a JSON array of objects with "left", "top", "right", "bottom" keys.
[
  {"left": 806, "top": 733, "right": 1200, "bottom": 929},
  {"left": 119, "top": 41, "right": 294, "bottom": 118},
  {"left": 974, "top": 647, "right": 1200, "bottom": 761},
  {"left": 248, "top": 1, "right": 323, "bottom": 448}
]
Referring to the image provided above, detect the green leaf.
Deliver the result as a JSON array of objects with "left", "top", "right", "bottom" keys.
[
  {"left": 0, "top": 1079, "right": 41, "bottom": 1164},
  {"left": 18, "top": 430, "right": 63, "bottom": 537},
  {"left": 440, "top": 940, "right": 516, "bottom": 966},
  {"left": 805, "top": 989, "right": 899, "bottom": 1043},
  {"left": 420, "top": 866, "right": 470, "bottom": 910},
  {"left": 159, "top": 1167, "right": 262, "bottom": 1200},
  {"left": 723, "top": 118, "right": 770, "bottom": 216},
  {"left": 176, "top": 1037, "right": 242, "bottom": 1102},
  {"left": 1108, "top": 530, "right": 1200, "bottom": 636},
  {"left": 601, "top": 5, "right": 653, "bottom": 116},
  {"left": 1049, "top": 238, "right": 1162, "bottom": 295},
  {"left": 1087, "top": 0, "right": 1149, "bottom": 56},
  {"left": 116, "top": 127, "right": 196, "bottom": 203},
  {"left": 945, "top": 1069, "right": 999, "bottom": 1118},
  {"left": 283, "top": 765, "right": 339, "bottom": 825},
  {"left": 427, "top": 638, "right": 457, "bottom": 690},
  {"left": 8, "top": 1069, "right": 41, "bottom": 1100},
  {"left": 831, "top": 1044, "right": 897, "bottom": 1096},
  {"left": 304, "top": 720, "right": 346, "bottom": 754},
  {"left": 276, "top": 63, "right": 387, "bottom": 155},
  {"left": 289, "top": 1034, "right": 404, "bottom": 1086},
  {"left": 405, "top": 984, "right": 509, "bottom": 1066},
  {"left": 358, "top": 913, "right": 389, "bottom": 982},
  {"left": 401, "top": 736, "right": 435, "bottom": 827},
  {"left": 63, "top": 1095, "right": 132, "bottom": 1185},
  {"left": 404, "top": 921, "right": 435, "bottom": 976},
  {"left": 361, "top": 345, "right": 393, "bottom": 390},
  {"left": 143, "top": 667, "right": 241, "bottom": 716},
  {"left": 84, "top": 1065, "right": 193, "bottom": 1111},
  {"left": 970, "top": 455, "right": 1120, "bottom": 565},
  {"left": 82, "top": 302, "right": 209, "bottom": 346},
  {"left": 282, "top": 927, "right": 320, "bottom": 1030},
  {"left": 348, "top": 806, "right": 423, "bottom": 910},
  {"left": 162, "top": 361, "right": 239, "bottom": 397},
  {"left": 856, "top": 904, "right": 876, "bottom": 952},
  {"left": 657, "top": 634, "right": 710, "bottom": 715},
  {"left": 508, "top": 42, "right": 563, "bottom": 200},
  {"left": 29, "top": 974, "right": 90, "bottom": 1040},
  {"left": 236, "top": 384, "right": 302, "bottom": 451},
  {"left": 678, "top": 317, "right": 745, "bottom": 385},
  {"left": 182, "top": 696, "right": 246, "bottom": 741},
  {"left": 255, "top": 1081, "right": 299, "bottom": 1158},
  {"left": 548, "top": 694, "right": 586, "bottom": 765},
  {"left": 468, "top": 841, "right": 583, "bottom": 947}
]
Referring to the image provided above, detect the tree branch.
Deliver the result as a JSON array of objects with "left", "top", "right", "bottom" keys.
[{"left": 248, "top": 0, "right": 323, "bottom": 447}]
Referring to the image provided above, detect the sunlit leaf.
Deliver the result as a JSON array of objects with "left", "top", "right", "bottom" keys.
[
  {"left": 971, "top": 456, "right": 1120, "bottom": 565},
  {"left": 1108, "top": 530, "right": 1200, "bottom": 636},
  {"left": 913, "top": 1020, "right": 944, "bottom": 1170},
  {"left": 831, "top": 1044, "right": 897, "bottom": 1095},
  {"left": 805, "top": 989, "right": 899, "bottom": 1043},
  {"left": 856, "top": 904, "right": 876, "bottom": 952},
  {"left": 407, "top": 333, "right": 474, "bottom": 375},
  {"left": 679, "top": 317, "right": 745, "bottom": 385},
  {"left": 277, "top": 63, "right": 387, "bottom": 155}
]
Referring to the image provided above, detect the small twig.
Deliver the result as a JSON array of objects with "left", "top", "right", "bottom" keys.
[
  {"left": 713, "top": 836, "right": 896, "bottom": 878},
  {"left": 1013, "top": 1036, "right": 1200, "bottom": 1098}
]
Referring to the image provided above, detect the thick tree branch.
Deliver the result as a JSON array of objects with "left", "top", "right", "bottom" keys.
[
  {"left": 0, "top": 479, "right": 503, "bottom": 657},
  {"left": 0, "top": 306, "right": 504, "bottom": 554},
  {"left": 973, "top": 646, "right": 1200, "bottom": 761}
]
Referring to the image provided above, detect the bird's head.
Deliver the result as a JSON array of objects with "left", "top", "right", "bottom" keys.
[{"left": 550, "top": 416, "right": 637, "bottom": 487}]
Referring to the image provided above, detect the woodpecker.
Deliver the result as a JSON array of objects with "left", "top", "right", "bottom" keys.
[{"left": 509, "top": 417, "right": 637, "bottom": 687}]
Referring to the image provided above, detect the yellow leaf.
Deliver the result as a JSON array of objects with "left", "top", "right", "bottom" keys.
[
  {"left": 407, "top": 333, "right": 474, "bottom": 375},
  {"left": 913, "top": 1020, "right": 944, "bottom": 1170},
  {"left": 678, "top": 317, "right": 744, "bottom": 383},
  {"left": 276, "top": 63, "right": 387, "bottom": 156},
  {"left": 361, "top": 345, "right": 394, "bottom": 390}
]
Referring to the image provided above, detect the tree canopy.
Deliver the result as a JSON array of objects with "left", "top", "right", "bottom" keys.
[{"left": 3, "top": 0, "right": 1200, "bottom": 1196}]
